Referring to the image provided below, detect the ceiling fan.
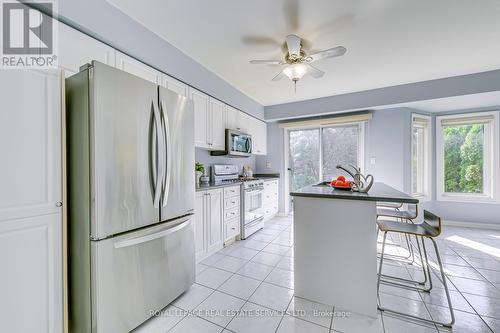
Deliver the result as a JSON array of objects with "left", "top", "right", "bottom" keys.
[{"left": 249, "top": 34, "right": 346, "bottom": 92}]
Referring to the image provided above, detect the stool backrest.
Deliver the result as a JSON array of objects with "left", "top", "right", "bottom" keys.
[{"left": 423, "top": 210, "right": 442, "bottom": 237}]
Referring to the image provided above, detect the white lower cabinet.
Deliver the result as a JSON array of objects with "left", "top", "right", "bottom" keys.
[
  {"left": 195, "top": 186, "right": 241, "bottom": 261},
  {"left": 195, "top": 189, "right": 223, "bottom": 261},
  {"left": 0, "top": 69, "right": 63, "bottom": 332},
  {"left": 263, "top": 179, "right": 279, "bottom": 221},
  {"left": 223, "top": 186, "right": 241, "bottom": 244}
]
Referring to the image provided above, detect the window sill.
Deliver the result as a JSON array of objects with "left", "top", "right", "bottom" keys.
[
  {"left": 412, "top": 194, "right": 431, "bottom": 202},
  {"left": 437, "top": 193, "right": 498, "bottom": 204}
]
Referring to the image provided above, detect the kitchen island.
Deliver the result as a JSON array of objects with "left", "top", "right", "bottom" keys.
[{"left": 290, "top": 182, "right": 418, "bottom": 317}]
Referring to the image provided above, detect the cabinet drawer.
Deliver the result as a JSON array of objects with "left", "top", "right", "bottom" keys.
[
  {"left": 224, "top": 217, "right": 240, "bottom": 241},
  {"left": 263, "top": 191, "right": 278, "bottom": 203},
  {"left": 263, "top": 203, "right": 279, "bottom": 219},
  {"left": 224, "top": 207, "right": 240, "bottom": 221},
  {"left": 224, "top": 196, "right": 240, "bottom": 210},
  {"left": 264, "top": 180, "right": 278, "bottom": 190},
  {"left": 224, "top": 186, "right": 240, "bottom": 198}
]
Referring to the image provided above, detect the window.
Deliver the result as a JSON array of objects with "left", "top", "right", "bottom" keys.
[
  {"left": 436, "top": 112, "right": 499, "bottom": 202},
  {"left": 411, "top": 114, "right": 431, "bottom": 199},
  {"left": 287, "top": 122, "right": 365, "bottom": 192}
]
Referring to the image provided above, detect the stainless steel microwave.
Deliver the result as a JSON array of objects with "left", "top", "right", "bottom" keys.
[{"left": 211, "top": 129, "right": 252, "bottom": 157}]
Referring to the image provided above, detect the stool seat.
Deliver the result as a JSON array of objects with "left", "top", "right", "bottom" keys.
[
  {"left": 377, "top": 219, "right": 438, "bottom": 237},
  {"left": 377, "top": 208, "right": 416, "bottom": 219}
]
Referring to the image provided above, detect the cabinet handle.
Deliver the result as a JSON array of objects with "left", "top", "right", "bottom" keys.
[
  {"left": 55, "top": 201, "right": 63, "bottom": 207},
  {"left": 231, "top": 227, "right": 236, "bottom": 230}
]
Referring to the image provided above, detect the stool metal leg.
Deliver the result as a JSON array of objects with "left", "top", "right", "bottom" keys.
[{"left": 377, "top": 233, "right": 455, "bottom": 327}]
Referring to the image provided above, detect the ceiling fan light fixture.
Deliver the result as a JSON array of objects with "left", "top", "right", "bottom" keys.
[{"left": 283, "top": 63, "right": 307, "bottom": 81}]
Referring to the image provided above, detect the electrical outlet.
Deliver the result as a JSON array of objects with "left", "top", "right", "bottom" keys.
[
  {"left": 370, "top": 157, "right": 376, "bottom": 165},
  {"left": 266, "top": 162, "right": 271, "bottom": 169}
]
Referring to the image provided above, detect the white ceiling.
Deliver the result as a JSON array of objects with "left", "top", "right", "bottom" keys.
[{"left": 107, "top": 0, "right": 500, "bottom": 106}]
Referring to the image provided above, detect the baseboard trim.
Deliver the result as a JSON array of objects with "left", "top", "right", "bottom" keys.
[{"left": 443, "top": 219, "right": 500, "bottom": 230}]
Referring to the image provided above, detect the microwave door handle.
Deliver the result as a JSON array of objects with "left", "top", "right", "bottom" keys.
[
  {"left": 245, "top": 137, "right": 251, "bottom": 153},
  {"left": 160, "top": 101, "right": 171, "bottom": 207},
  {"left": 114, "top": 218, "right": 190, "bottom": 249},
  {"left": 151, "top": 101, "right": 163, "bottom": 208}
]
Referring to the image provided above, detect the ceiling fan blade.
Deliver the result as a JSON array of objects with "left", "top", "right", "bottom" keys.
[
  {"left": 308, "top": 46, "right": 347, "bottom": 63},
  {"left": 306, "top": 64, "right": 325, "bottom": 79},
  {"left": 272, "top": 71, "right": 286, "bottom": 81},
  {"left": 249, "top": 60, "right": 283, "bottom": 65},
  {"left": 286, "top": 34, "right": 302, "bottom": 57}
]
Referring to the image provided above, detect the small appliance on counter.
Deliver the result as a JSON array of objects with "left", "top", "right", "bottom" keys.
[{"left": 242, "top": 165, "right": 253, "bottom": 178}]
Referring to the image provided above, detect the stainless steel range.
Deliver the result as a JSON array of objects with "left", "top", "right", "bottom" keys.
[{"left": 211, "top": 165, "right": 264, "bottom": 239}]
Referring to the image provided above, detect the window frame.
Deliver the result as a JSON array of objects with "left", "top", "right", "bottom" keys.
[
  {"left": 411, "top": 114, "right": 432, "bottom": 201},
  {"left": 436, "top": 111, "right": 499, "bottom": 203}
]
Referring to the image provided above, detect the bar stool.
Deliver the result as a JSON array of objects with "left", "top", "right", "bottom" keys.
[
  {"left": 377, "top": 203, "right": 432, "bottom": 289},
  {"left": 377, "top": 210, "right": 455, "bottom": 327},
  {"left": 377, "top": 204, "right": 419, "bottom": 265}
]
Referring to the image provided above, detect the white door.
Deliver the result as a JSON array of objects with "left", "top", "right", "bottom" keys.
[
  {"left": 194, "top": 192, "right": 206, "bottom": 260},
  {"left": 210, "top": 98, "right": 226, "bottom": 150},
  {"left": 225, "top": 105, "right": 239, "bottom": 131},
  {"left": 191, "top": 89, "right": 210, "bottom": 149},
  {"left": 207, "top": 189, "right": 223, "bottom": 252},
  {"left": 162, "top": 75, "right": 189, "bottom": 98},
  {"left": 115, "top": 51, "right": 161, "bottom": 84},
  {"left": 0, "top": 69, "right": 63, "bottom": 333},
  {"left": 58, "top": 22, "right": 115, "bottom": 76}
]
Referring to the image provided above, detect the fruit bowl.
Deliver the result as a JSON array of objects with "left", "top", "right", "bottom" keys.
[
  {"left": 330, "top": 176, "right": 353, "bottom": 190},
  {"left": 331, "top": 184, "right": 352, "bottom": 190}
]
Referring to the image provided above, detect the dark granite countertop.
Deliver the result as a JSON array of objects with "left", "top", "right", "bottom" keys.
[
  {"left": 290, "top": 182, "right": 418, "bottom": 204},
  {"left": 254, "top": 173, "right": 280, "bottom": 180},
  {"left": 195, "top": 182, "right": 243, "bottom": 192}
]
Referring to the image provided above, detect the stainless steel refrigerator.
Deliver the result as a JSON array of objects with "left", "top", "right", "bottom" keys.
[{"left": 66, "top": 61, "right": 195, "bottom": 333}]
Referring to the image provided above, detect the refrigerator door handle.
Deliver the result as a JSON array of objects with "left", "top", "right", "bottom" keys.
[
  {"left": 152, "top": 100, "right": 164, "bottom": 208},
  {"left": 114, "top": 217, "right": 191, "bottom": 249},
  {"left": 161, "top": 101, "right": 171, "bottom": 207}
]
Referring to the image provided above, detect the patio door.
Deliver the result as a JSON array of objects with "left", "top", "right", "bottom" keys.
[{"left": 285, "top": 123, "right": 364, "bottom": 213}]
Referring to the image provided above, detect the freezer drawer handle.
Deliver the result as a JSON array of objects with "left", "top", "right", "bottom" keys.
[{"left": 114, "top": 219, "right": 190, "bottom": 249}]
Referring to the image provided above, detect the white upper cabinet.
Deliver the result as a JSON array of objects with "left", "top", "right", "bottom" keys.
[
  {"left": 162, "top": 75, "right": 189, "bottom": 98},
  {"left": 237, "top": 112, "right": 252, "bottom": 133},
  {"left": 225, "top": 105, "right": 240, "bottom": 131},
  {"left": 209, "top": 98, "right": 226, "bottom": 151},
  {"left": 253, "top": 119, "right": 267, "bottom": 155},
  {"left": 190, "top": 88, "right": 210, "bottom": 149},
  {"left": 115, "top": 51, "right": 161, "bottom": 84},
  {"left": 58, "top": 22, "right": 115, "bottom": 76}
]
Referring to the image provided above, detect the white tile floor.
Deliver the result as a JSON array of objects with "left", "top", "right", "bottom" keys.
[{"left": 134, "top": 216, "right": 500, "bottom": 333}]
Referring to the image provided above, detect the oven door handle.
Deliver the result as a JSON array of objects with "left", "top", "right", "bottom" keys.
[{"left": 246, "top": 216, "right": 264, "bottom": 228}]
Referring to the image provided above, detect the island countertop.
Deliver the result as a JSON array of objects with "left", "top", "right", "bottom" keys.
[{"left": 290, "top": 182, "right": 418, "bottom": 204}]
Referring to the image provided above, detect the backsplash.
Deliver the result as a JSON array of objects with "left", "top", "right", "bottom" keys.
[{"left": 195, "top": 148, "right": 256, "bottom": 177}]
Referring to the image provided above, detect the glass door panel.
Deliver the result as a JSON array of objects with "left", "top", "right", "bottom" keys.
[
  {"left": 321, "top": 125, "right": 359, "bottom": 181},
  {"left": 288, "top": 129, "right": 320, "bottom": 211}
]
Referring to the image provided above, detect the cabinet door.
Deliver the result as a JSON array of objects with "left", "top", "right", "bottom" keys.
[
  {"left": 190, "top": 88, "right": 210, "bottom": 149},
  {"left": 194, "top": 192, "right": 206, "bottom": 261},
  {"left": 115, "top": 51, "right": 161, "bottom": 84},
  {"left": 162, "top": 75, "right": 189, "bottom": 98},
  {"left": 210, "top": 98, "right": 226, "bottom": 150},
  {"left": 225, "top": 105, "right": 240, "bottom": 131},
  {"left": 254, "top": 120, "right": 267, "bottom": 155},
  {"left": 207, "top": 189, "right": 223, "bottom": 252},
  {"left": 0, "top": 69, "right": 63, "bottom": 332},
  {"left": 237, "top": 112, "right": 252, "bottom": 133},
  {"left": 58, "top": 22, "right": 115, "bottom": 77}
]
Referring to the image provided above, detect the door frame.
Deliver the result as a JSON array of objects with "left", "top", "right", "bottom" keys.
[{"left": 283, "top": 122, "right": 366, "bottom": 215}]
